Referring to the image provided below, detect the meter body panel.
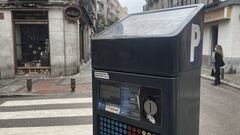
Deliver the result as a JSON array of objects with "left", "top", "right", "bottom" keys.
[
  {"left": 92, "top": 4, "right": 204, "bottom": 135},
  {"left": 92, "top": 69, "right": 201, "bottom": 135},
  {"left": 92, "top": 5, "right": 204, "bottom": 77},
  {"left": 92, "top": 70, "right": 177, "bottom": 135}
]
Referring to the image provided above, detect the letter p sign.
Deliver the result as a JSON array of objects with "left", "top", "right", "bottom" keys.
[{"left": 190, "top": 24, "right": 201, "bottom": 62}]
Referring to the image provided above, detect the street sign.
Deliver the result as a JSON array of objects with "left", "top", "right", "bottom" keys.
[{"left": 65, "top": 6, "right": 82, "bottom": 21}]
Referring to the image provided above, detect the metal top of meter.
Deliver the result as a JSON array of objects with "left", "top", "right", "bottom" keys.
[
  {"left": 94, "top": 4, "right": 204, "bottom": 40},
  {"left": 92, "top": 4, "right": 204, "bottom": 77}
]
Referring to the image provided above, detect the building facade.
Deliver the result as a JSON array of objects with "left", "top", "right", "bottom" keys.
[
  {"left": 0, "top": 0, "right": 96, "bottom": 79},
  {"left": 203, "top": 1, "right": 240, "bottom": 73},
  {"left": 143, "top": 0, "right": 219, "bottom": 11},
  {"left": 96, "top": 0, "right": 128, "bottom": 33},
  {"left": 144, "top": 0, "right": 240, "bottom": 73}
]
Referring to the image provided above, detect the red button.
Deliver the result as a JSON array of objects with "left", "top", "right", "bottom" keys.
[{"left": 128, "top": 131, "right": 132, "bottom": 135}]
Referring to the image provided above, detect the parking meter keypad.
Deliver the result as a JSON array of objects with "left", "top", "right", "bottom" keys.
[{"left": 99, "top": 116, "right": 159, "bottom": 135}]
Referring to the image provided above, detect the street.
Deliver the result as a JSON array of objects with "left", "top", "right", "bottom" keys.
[
  {"left": 0, "top": 93, "right": 93, "bottom": 135},
  {"left": 200, "top": 79, "right": 240, "bottom": 135},
  {"left": 0, "top": 78, "right": 239, "bottom": 135}
]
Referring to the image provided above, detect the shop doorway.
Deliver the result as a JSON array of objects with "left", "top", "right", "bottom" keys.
[
  {"left": 211, "top": 25, "right": 218, "bottom": 51},
  {"left": 210, "top": 25, "right": 218, "bottom": 65},
  {"left": 13, "top": 11, "right": 50, "bottom": 75},
  {"left": 79, "top": 23, "right": 85, "bottom": 63}
]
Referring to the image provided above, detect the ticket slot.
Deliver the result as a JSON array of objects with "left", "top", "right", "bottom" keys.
[{"left": 139, "top": 87, "right": 161, "bottom": 126}]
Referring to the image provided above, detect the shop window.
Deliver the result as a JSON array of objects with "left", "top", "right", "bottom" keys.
[
  {"left": 13, "top": 10, "right": 50, "bottom": 75},
  {"left": 15, "top": 24, "right": 50, "bottom": 68}
]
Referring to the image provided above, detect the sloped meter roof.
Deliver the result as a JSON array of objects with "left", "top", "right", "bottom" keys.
[{"left": 95, "top": 4, "right": 204, "bottom": 39}]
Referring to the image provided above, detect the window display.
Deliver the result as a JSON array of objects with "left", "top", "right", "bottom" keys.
[{"left": 15, "top": 24, "right": 50, "bottom": 68}]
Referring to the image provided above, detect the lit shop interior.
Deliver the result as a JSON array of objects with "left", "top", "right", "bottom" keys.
[{"left": 13, "top": 11, "right": 50, "bottom": 74}]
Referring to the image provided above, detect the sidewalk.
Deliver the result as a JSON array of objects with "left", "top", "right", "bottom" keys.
[
  {"left": 1, "top": 64, "right": 240, "bottom": 97},
  {"left": 201, "top": 67, "right": 240, "bottom": 90},
  {"left": 0, "top": 61, "right": 92, "bottom": 96}
]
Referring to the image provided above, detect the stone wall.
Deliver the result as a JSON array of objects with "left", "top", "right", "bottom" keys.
[
  {"left": 0, "top": 10, "right": 14, "bottom": 79},
  {"left": 226, "top": 6, "right": 240, "bottom": 73},
  {"left": 64, "top": 19, "right": 80, "bottom": 76},
  {"left": 49, "top": 8, "right": 80, "bottom": 76},
  {"left": 49, "top": 8, "right": 65, "bottom": 77}
]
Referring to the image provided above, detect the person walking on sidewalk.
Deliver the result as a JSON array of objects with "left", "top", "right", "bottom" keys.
[{"left": 213, "top": 45, "right": 225, "bottom": 85}]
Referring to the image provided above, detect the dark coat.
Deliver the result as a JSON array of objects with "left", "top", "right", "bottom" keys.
[{"left": 214, "top": 52, "right": 225, "bottom": 68}]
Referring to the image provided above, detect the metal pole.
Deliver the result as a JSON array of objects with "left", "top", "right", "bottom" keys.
[
  {"left": 71, "top": 78, "right": 76, "bottom": 93},
  {"left": 27, "top": 79, "right": 32, "bottom": 92}
]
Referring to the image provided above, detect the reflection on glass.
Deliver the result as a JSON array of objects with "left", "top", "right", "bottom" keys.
[
  {"left": 15, "top": 24, "right": 50, "bottom": 67},
  {"left": 97, "top": 7, "right": 195, "bottom": 39}
]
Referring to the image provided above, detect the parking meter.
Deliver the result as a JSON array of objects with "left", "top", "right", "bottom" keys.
[{"left": 92, "top": 4, "right": 204, "bottom": 135}]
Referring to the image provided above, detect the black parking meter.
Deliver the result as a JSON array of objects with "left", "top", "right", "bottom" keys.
[{"left": 92, "top": 4, "right": 204, "bottom": 135}]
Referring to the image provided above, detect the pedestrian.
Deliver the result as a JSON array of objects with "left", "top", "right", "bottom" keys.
[{"left": 212, "top": 45, "right": 225, "bottom": 85}]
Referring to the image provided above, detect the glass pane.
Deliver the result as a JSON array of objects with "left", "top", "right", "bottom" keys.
[
  {"left": 16, "top": 24, "right": 50, "bottom": 67},
  {"left": 97, "top": 7, "right": 196, "bottom": 39}
]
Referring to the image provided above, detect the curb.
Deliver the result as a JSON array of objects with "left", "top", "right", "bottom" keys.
[
  {"left": 201, "top": 74, "right": 240, "bottom": 90},
  {"left": 0, "top": 91, "right": 91, "bottom": 98},
  {"left": 0, "top": 93, "right": 40, "bottom": 98}
]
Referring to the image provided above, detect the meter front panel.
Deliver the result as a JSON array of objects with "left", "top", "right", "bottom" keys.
[{"left": 93, "top": 70, "right": 177, "bottom": 135}]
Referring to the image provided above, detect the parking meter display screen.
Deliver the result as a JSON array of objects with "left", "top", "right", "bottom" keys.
[
  {"left": 100, "top": 84, "right": 121, "bottom": 104},
  {"left": 99, "top": 81, "right": 141, "bottom": 120}
]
